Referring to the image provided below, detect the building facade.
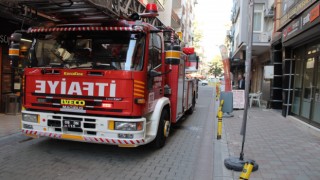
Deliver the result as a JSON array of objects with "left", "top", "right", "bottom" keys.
[
  {"left": 0, "top": 3, "right": 35, "bottom": 113},
  {"left": 229, "top": 0, "right": 274, "bottom": 105},
  {"left": 274, "top": 0, "right": 320, "bottom": 127},
  {"left": 230, "top": 0, "right": 320, "bottom": 128},
  {"left": 157, "top": 0, "right": 197, "bottom": 47}
]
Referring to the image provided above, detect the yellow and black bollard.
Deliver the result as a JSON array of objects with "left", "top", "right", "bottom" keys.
[
  {"left": 217, "top": 100, "right": 224, "bottom": 139},
  {"left": 239, "top": 161, "right": 255, "bottom": 180}
]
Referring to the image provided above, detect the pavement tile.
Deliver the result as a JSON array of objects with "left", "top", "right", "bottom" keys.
[
  {"left": 0, "top": 114, "right": 21, "bottom": 138},
  {"left": 219, "top": 107, "right": 320, "bottom": 180}
]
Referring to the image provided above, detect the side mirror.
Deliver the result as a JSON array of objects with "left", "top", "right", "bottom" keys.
[
  {"left": 29, "top": 42, "right": 38, "bottom": 67},
  {"left": 148, "top": 69, "right": 161, "bottom": 77},
  {"left": 10, "top": 33, "right": 22, "bottom": 42},
  {"left": 9, "top": 33, "right": 22, "bottom": 63},
  {"left": 165, "top": 45, "right": 181, "bottom": 65}
]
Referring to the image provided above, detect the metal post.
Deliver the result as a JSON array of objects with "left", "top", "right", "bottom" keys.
[
  {"left": 239, "top": 0, "right": 254, "bottom": 160},
  {"left": 224, "top": 0, "right": 258, "bottom": 171}
]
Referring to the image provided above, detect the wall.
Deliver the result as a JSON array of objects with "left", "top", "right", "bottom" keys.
[{"left": 158, "top": 0, "right": 173, "bottom": 26}]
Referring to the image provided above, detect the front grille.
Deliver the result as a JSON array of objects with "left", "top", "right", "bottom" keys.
[
  {"left": 84, "top": 123, "right": 95, "bottom": 128},
  {"left": 48, "top": 120, "right": 61, "bottom": 127},
  {"left": 31, "top": 94, "right": 125, "bottom": 113},
  {"left": 84, "top": 118, "right": 95, "bottom": 122},
  {"left": 31, "top": 103, "right": 123, "bottom": 113},
  {"left": 47, "top": 115, "right": 99, "bottom": 135},
  {"left": 86, "top": 131, "right": 96, "bottom": 135},
  {"left": 63, "top": 117, "right": 82, "bottom": 121},
  {"left": 66, "top": 128, "right": 83, "bottom": 133}
]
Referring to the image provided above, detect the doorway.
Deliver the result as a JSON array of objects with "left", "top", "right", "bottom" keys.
[{"left": 292, "top": 43, "right": 320, "bottom": 126}]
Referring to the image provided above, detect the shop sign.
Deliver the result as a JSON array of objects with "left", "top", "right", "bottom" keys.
[
  {"left": 310, "top": 4, "right": 320, "bottom": 22},
  {"left": 0, "top": 34, "right": 9, "bottom": 45},
  {"left": 280, "top": 0, "right": 316, "bottom": 29},
  {"left": 282, "top": 19, "right": 300, "bottom": 41},
  {"left": 282, "top": 2, "right": 320, "bottom": 42}
]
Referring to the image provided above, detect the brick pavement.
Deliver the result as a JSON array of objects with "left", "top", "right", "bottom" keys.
[
  {"left": 1, "top": 88, "right": 320, "bottom": 179},
  {"left": 0, "top": 86, "right": 215, "bottom": 180},
  {"left": 0, "top": 113, "right": 21, "bottom": 138},
  {"left": 215, "top": 106, "right": 320, "bottom": 180}
]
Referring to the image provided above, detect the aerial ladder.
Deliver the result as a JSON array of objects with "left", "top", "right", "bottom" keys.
[{"left": 1, "top": 0, "right": 166, "bottom": 27}]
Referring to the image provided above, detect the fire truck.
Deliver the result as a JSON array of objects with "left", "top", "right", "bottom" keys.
[{"left": 9, "top": 0, "right": 199, "bottom": 148}]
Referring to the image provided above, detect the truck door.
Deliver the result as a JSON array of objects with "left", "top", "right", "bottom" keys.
[{"left": 146, "top": 33, "right": 163, "bottom": 112}]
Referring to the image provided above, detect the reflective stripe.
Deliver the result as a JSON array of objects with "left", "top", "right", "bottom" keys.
[
  {"left": 61, "top": 134, "right": 84, "bottom": 141},
  {"left": 9, "top": 49, "right": 19, "bottom": 56},
  {"left": 165, "top": 50, "right": 180, "bottom": 58}
]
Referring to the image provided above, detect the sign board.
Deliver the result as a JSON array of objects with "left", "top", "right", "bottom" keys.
[
  {"left": 282, "top": 2, "right": 320, "bottom": 42},
  {"left": 279, "top": 0, "right": 316, "bottom": 29},
  {"left": 232, "top": 90, "right": 245, "bottom": 109},
  {"left": 264, "top": 65, "right": 274, "bottom": 79}
]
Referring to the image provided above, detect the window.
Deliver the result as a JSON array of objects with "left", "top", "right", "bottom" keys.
[
  {"left": 253, "top": 4, "right": 264, "bottom": 32},
  {"left": 148, "top": 33, "right": 162, "bottom": 71},
  {"left": 31, "top": 31, "right": 145, "bottom": 71}
]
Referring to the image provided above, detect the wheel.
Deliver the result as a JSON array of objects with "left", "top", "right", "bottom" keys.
[
  {"left": 186, "top": 95, "right": 196, "bottom": 115},
  {"left": 151, "top": 109, "right": 170, "bottom": 149}
]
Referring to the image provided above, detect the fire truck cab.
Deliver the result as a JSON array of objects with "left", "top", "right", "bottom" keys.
[{"left": 10, "top": 1, "right": 199, "bottom": 148}]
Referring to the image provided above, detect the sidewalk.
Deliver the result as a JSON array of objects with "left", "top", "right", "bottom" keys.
[
  {"left": 0, "top": 113, "right": 21, "bottom": 138},
  {"left": 215, "top": 106, "right": 320, "bottom": 180}
]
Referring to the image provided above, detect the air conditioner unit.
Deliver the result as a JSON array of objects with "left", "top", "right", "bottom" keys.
[
  {"left": 259, "top": 33, "right": 269, "bottom": 42},
  {"left": 264, "top": 8, "right": 274, "bottom": 18}
]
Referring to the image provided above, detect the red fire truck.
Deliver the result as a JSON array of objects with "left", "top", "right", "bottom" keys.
[{"left": 9, "top": 1, "right": 198, "bottom": 148}]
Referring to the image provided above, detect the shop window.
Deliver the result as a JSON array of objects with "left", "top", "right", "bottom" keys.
[{"left": 291, "top": 50, "right": 303, "bottom": 115}]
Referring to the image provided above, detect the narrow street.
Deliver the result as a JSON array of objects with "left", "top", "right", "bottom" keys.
[{"left": 0, "top": 86, "right": 216, "bottom": 180}]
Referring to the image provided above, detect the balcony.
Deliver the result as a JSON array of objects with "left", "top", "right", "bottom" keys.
[
  {"left": 253, "top": 32, "right": 270, "bottom": 43},
  {"left": 171, "top": 9, "right": 181, "bottom": 28},
  {"left": 172, "top": 0, "right": 182, "bottom": 9},
  {"left": 231, "top": 32, "right": 271, "bottom": 60},
  {"left": 252, "top": 32, "right": 271, "bottom": 57}
]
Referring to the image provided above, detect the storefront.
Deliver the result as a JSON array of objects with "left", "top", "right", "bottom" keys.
[
  {"left": 282, "top": 2, "right": 320, "bottom": 127},
  {"left": 291, "top": 42, "right": 320, "bottom": 126}
]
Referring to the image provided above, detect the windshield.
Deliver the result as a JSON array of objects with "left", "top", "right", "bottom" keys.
[{"left": 30, "top": 31, "right": 145, "bottom": 71}]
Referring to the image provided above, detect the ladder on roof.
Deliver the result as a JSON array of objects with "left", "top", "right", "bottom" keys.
[{"left": 13, "top": 0, "right": 165, "bottom": 26}]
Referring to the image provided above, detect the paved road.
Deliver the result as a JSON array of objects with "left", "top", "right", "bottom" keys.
[{"left": 0, "top": 86, "right": 216, "bottom": 180}]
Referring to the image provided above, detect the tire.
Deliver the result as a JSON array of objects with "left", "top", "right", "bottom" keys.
[
  {"left": 151, "top": 109, "right": 170, "bottom": 149},
  {"left": 186, "top": 95, "right": 195, "bottom": 115}
]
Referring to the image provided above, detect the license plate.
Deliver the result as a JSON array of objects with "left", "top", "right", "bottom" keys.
[{"left": 63, "top": 120, "right": 81, "bottom": 128}]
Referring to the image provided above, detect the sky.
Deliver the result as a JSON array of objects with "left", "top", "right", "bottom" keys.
[{"left": 195, "top": 0, "right": 233, "bottom": 62}]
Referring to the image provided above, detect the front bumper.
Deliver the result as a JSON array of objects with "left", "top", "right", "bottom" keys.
[{"left": 21, "top": 110, "right": 148, "bottom": 147}]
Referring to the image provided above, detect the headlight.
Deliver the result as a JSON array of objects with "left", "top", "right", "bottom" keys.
[
  {"left": 114, "top": 122, "right": 143, "bottom": 131},
  {"left": 22, "top": 114, "right": 39, "bottom": 123}
]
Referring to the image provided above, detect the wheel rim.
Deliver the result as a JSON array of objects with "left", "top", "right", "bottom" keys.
[{"left": 163, "top": 120, "right": 170, "bottom": 137}]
